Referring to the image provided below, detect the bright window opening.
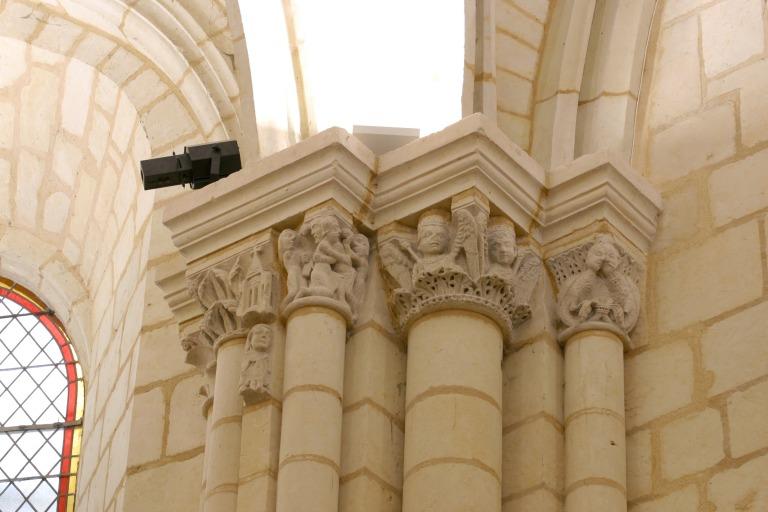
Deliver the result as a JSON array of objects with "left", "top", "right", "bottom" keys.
[{"left": 0, "top": 280, "right": 84, "bottom": 512}]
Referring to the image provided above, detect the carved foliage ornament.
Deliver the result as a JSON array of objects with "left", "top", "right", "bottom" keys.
[
  {"left": 278, "top": 213, "right": 370, "bottom": 323},
  {"left": 182, "top": 244, "right": 280, "bottom": 403},
  {"left": 379, "top": 208, "right": 541, "bottom": 341},
  {"left": 547, "top": 234, "right": 642, "bottom": 341}
]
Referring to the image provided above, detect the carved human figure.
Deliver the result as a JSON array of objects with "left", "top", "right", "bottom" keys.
[
  {"left": 399, "top": 210, "right": 465, "bottom": 282},
  {"left": 302, "top": 215, "right": 351, "bottom": 300},
  {"left": 278, "top": 229, "right": 309, "bottom": 307},
  {"left": 239, "top": 324, "right": 272, "bottom": 402},
  {"left": 486, "top": 221, "right": 518, "bottom": 281},
  {"left": 557, "top": 235, "right": 639, "bottom": 333}
]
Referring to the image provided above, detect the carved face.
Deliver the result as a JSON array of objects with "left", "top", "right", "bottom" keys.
[
  {"left": 278, "top": 229, "right": 297, "bottom": 253},
  {"left": 488, "top": 230, "right": 517, "bottom": 265},
  {"left": 417, "top": 223, "right": 449, "bottom": 255},
  {"left": 350, "top": 234, "right": 369, "bottom": 257},
  {"left": 248, "top": 325, "right": 272, "bottom": 351},
  {"left": 586, "top": 239, "right": 620, "bottom": 273},
  {"left": 310, "top": 217, "right": 340, "bottom": 243}
]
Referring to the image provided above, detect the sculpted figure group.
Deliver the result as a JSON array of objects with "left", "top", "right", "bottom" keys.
[
  {"left": 278, "top": 213, "right": 370, "bottom": 321},
  {"left": 548, "top": 234, "right": 641, "bottom": 338},
  {"left": 379, "top": 208, "right": 541, "bottom": 341}
]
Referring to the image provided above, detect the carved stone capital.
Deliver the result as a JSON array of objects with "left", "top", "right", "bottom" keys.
[
  {"left": 546, "top": 233, "right": 642, "bottom": 346},
  {"left": 278, "top": 203, "right": 370, "bottom": 325},
  {"left": 378, "top": 191, "right": 541, "bottom": 344}
]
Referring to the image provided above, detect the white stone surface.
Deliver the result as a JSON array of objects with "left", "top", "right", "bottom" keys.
[
  {"left": 709, "top": 148, "right": 768, "bottom": 226},
  {"left": 62, "top": 59, "right": 95, "bottom": 136},
  {"left": 0, "top": 36, "right": 27, "bottom": 89},
  {"left": 661, "top": 408, "right": 724, "bottom": 480},
  {"left": 707, "top": 455, "right": 768, "bottom": 511},
  {"left": 700, "top": 0, "right": 764, "bottom": 77},
  {"left": 128, "top": 388, "right": 165, "bottom": 467},
  {"left": 43, "top": 192, "right": 71, "bottom": 234},
  {"left": 727, "top": 379, "right": 768, "bottom": 458},
  {"left": 630, "top": 485, "right": 699, "bottom": 512}
]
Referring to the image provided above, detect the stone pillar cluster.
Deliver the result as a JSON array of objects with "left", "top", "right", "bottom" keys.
[{"left": 160, "top": 116, "right": 661, "bottom": 512}]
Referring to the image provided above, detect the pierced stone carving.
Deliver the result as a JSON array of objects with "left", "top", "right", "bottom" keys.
[
  {"left": 239, "top": 324, "right": 273, "bottom": 405},
  {"left": 180, "top": 236, "right": 281, "bottom": 410},
  {"left": 547, "top": 234, "right": 642, "bottom": 342},
  {"left": 278, "top": 212, "right": 370, "bottom": 323},
  {"left": 378, "top": 208, "right": 541, "bottom": 343}
]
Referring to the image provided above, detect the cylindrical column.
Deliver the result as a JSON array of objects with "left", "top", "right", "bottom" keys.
[
  {"left": 204, "top": 337, "right": 246, "bottom": 512},
  {"left": 402, "top": 310, "right": 503, "bottom": 512},
  {"left": 275, "top": 307, "right": 347, "bottom": 512},
  {"left": 563, "top": 330, "right": 627, "bottom": 512}
]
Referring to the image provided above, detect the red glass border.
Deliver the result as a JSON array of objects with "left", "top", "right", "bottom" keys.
[{"left": 0, "top": 286, "right": 82, "bottom": 511}]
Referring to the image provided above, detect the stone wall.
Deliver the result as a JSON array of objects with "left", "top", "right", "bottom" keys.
[{"left": 630, "top": 0, "right": 768, "bottom": 509}]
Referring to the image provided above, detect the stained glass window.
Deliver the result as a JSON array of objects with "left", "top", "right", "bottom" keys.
[{"left": 0, "top": 279, "right": 84, "bottom": 512}]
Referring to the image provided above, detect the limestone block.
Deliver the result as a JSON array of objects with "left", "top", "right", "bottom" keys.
[
  {"left": 105, "top": 413, "right": 131, "bottom": 502},
  {"left": 653, "top": 182, "right": 700, "bottom": 250},
  {"left": 73, "top": 33, "right": 117, "bottom": 67},
  {"left": 502, "top": 417, "right": 562, "bottom": 494},
  {"left": 341, "top": 403, "right": 403, "bottom": 490},
  {"left": 284, "top": 309, "right": 346, "bottom": 392},
  {"left": 701, "top": 300, "right": 768, "bottom": 396},
  {"left": 207, "top": 422, "right": 243, "bottom": 489},
  {"left": 403, "top": 463, "right": 500, "bottom": 512},
  {"left": 141, "top": 94, "right": 196, "bottom": 148},
  {"left": 124, "top": 69, "right": 167, "bottom": 111},
  {"left": 62, "top": 59, "right": 94, "bottom": 137},
  {"left": 648, "top": 17, "right": 701, "bottom": 129},
  {"left": 123, "top": 454, "right": 203, "bottom": 512},
  {"left": 113, "top": 217, "right": 135, "bottom": 278},
  {"left": 276, "top": 463, "right": 339, "bottom": 512},
  {"left": 627, "top": 429, "right": 652, "bottom": 500},
  {"left": 709, "top": 148, "right": 768, "bottom": 226},
  {"left": 236, "top": 474, "right": 276, "bottom": 512},
  {"left": 86, "top": 458, "right": 108, "bottom": 512},
  {"left": 101, "top": 367, "right": 132, "bottom": 452},
  {"left": 0, "top": 159, "right": 10, "bottom": 221},
  {"left": 404, "top": 394, "right": 501, "bottom": 477},
  {"left": 406, "top": 311, "right": 503, "bottom": 405},
  {"left": 95, "top": 73, "right": 119, "bottom": 114},
  {"left": 649, "top": 102, "right": 735, "bottom": 183},
  {"left": 238, "top": 403, "right": 281, "bottom": 477},
  {"left": 498, "top": 112, "right": 531, "bottom": 150},
  {"left": 496, "top": 32, "right": 538, "bottom": 79},
  {"left": 564, "top": 334, "right": 624, "bottom": 417},
  {"left": 576, "top": 94, "right": 635, "bottom": 155},
  {"left": 656, "top": 221, "right": 762, "bottom": 332},
  {"left": 0, "top": 36, "right": 26, "bottom": 89},
  {"left": 102, "top": 48, "right": 143, "bottom": 85},
  {"left": 14, "top": 150, "right": 43, "bottom": 228},
  {"left": 707, "top": 455, "right": 768, "bottom": 511},
  {"left": 339, "top": 474, "right": 401, "bottom": 512},
  {"left": 629, "top": 485, "right": 698, "bottom": 512},
  {"left": 502, "top": 338, "right": 562, "bottom": 425},
  {"left": 726, "top": 379, "right": 768, "bottom": 458},
  {"left": 343, "top": 326, "right": 405, "bottom": 420},
  {"left": 52, "top": 136, "right": 82, "bottom": 188},
  {"left": 43, "top": 192, "right": 71, "bottom": 234},
  {"left": 502, "top": 488, "right": 561, "bottom": 512},
  {"left": 94, "top": 165, "right": 118, "bottom": 229},
  {"left": 280, "top": 390, "right": 343, "bottom": 463},
  {"left": 33, "top": 16, "right": 82, "bottom": 55},
  {"left": 660, "top": 408, "right": 724, "bottom": 480},
  {"left": 135, "top": 323, "right": 191, "bottom": 387},
  {"left": 89, "top": 112, "right": 110, "bottom": 163},
  {"left": 497, "top": 70, "right": 533, "bottom": 116},
  {"left": 625, "top": 341, "right": 694, "bottom": 428},
  {"left": 564, "top": 484, "right": 625, "bottom": 512},
  {"left": 700, "top": 0, "right": 764, "bottom": 77},
  {"left": 497, "top": 3, "right": 543, "bottom": 48},
  {"left": 662, "top": 0, "right": 709, "bottom": 22},
  {"left": 511, "top": 0, "right": 548, "bottom": 22},
  {"left": 70, "top": 172, "right": 96, "bottom": 241},
  {"left": 0, "top": 101, "right": 13, "bottom": 150},
  {"left": 709, "top": 60, "right": 768, "bottom": 147},
  {"left": 20, "top": 68, "right": 59, "bottom": 149},
  {"left": 166, "top": 375, "right": 206, "bottom": 455},
  {"left": 31, "top": 46, "right": 63, "bottom": 66},
  {"left": 112, "top": 92, "right": 138, "bottom": 153},
  {"left": 565, "top": 413, "right": 626, "bottom": 487},
  {"left": 114, "top": 162, "right": 138, "bottom": 225}
]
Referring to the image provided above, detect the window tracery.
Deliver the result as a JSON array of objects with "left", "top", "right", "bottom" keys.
[{"left": 0, "top": 280, "right": 84, "bottom": 512}]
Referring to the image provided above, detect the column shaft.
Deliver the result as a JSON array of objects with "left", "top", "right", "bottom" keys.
[
  {"left": 563, "top": 331, "right": 627, "bottom": 512},
  {"left": 403, "top": 310, "right": 503, "bottom": 512},
  {"left": 275, "top": 307, "right": 346, "bottom": 512},
  {"left": 204, "top": 338, "right": 246, "bottom": 512}
]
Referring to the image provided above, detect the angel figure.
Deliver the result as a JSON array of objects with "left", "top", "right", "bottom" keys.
[
  {"left": 347, "top": 233, "right": 370, "bottom": 314},
  {"left": 403, "top": 210, "right": 472, "bottom": 283},
  {"left": 557, "top": 235, "right": 639, "bottom": 333},
  {"left": 239, "top": 324, "right": 272, "bottom": 403},
  {"left": 278, "top": 229, "right": 310, "bottom": 308},
  {"left": 302, "top": 215, "right": 351, "bottom": 300}
]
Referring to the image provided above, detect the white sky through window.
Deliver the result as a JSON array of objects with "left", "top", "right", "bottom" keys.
[{"left": 240, "top": 0, "right": 464, "bottom": 137}]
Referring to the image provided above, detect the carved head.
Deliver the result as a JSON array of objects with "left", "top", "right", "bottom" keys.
[
  {"left": 310, "top": 215, "right": 341, "bottom": 243},
  {"left": 278, "top": 229, "right": 298, "bottom": 254},
  {"left": 349, "top": 233, "right": 370, "bottom": 258},
  {"left": 488, "top": 220, "right": 517, "bottom": 265},
  {"left": 247, "top": 324, "right": 272, "bottom": 352},
  {"left": 417, "top": 210, "right": 450, "bottom": 256},
  {"left": 586, "top": 235, "right": 620, "bottom": 273}
]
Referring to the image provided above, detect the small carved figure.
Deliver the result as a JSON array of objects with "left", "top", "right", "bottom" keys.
[
  {"left": 556, "top": 234, "right": 640, "bottom": 333},
  {"left": 302, "top": 215, "right": 351, "bottom": 300},
  {"left": 486, "top": 221, "right": 518, "bottom": 282},
  {"left": 278, "top": 229, "right": 310, "bottom": 308},
  {"left": 398, "top": 210, "right": 466, "bottom": 282},
  {"left": 239, "top": 324, "right": 273, "bottom": 404}
]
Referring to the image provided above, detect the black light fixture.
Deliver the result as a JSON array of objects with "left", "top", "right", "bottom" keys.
[{"left": 140, "top": 140, "right": 242, "bottom": 190}]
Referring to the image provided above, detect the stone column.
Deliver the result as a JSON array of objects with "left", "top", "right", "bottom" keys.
[
  {"left": 180, "top": 240, "right": 283, "bottom": 512},
  {"left": 378, "top": 191, "right": 541, "bottom": 512},
  {"left": 274, "top": 204, "right": 370, "bottom": 512},
  {"left": 547, "top": 234, "right": 642, "bottom": 512}
]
